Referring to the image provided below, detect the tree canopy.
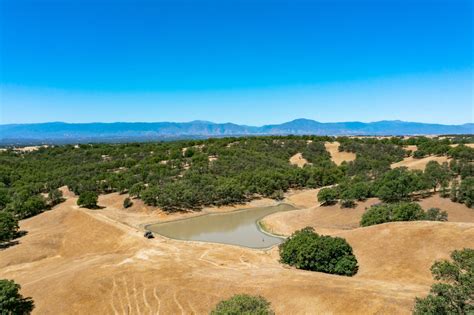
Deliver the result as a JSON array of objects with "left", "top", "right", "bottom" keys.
[
  {"left": 279, "top": 227, "right": 358, "bottom": 276},
  {"left": 413, "top": 248, "right": 474, "bottom": 314},
  {"left": 0, "top": 279, "right": 34, "bottom": 315},
  {"left": 360, "top": 202, "right": 448, "bottom": 227}
]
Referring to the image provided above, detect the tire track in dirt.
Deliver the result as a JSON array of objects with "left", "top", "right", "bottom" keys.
[{"left": 153, "top": 287, "right": 161, "bottom": 315}]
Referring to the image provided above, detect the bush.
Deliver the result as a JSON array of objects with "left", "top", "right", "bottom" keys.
[
  {"left": 360, "top": 202, "right": 443, "bottom": 227},
  {"left": 210, "top": 294, "right": 274, "bottom": 315},
  {"left": 77, "top": 191, "right": 98, "bottom": 209},
  {"left": 279, "top": 227, "right": 358, "bottom": 276},
  {"left": 0, "top": 279, "right": 34, "bottom": 314},
  {"left": 317, "top": 188, "right": 338, "bottom": 206},
  {"left": 424, "top": 208, "right": 448, "bottom": 221},
  {"left": 123, "top": 197, "right": 133, "bottom": 209},
  {"left": 413, "top": 248, "right": 473, "bottom": 314}
]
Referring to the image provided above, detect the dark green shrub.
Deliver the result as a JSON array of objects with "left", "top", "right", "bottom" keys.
[
  {"left": 77, "top": 191, "right": 99, "bottom": 209},
  {"left": 413, "top": 248, "right": 473, "bottom": 314},
  {"left": 279, "top": 227, "right": 358, "bottom": 276},
  {"left": 424, "top": 208, "right": 448, "bottom": 221},
  {"left": 210, "top": 294, "right": 274, "bottom": 315},
  {"left": 123, "top": 197, "right": 133, "bottom": 208},
  {"left": 0, "top": 279, "right": 34, "bottom": 314}
]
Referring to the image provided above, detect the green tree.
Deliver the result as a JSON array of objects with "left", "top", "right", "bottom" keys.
[
  {"left": 77, "top": 191, "right": 98, "bottom": 209},
  {"left": 317, "top": 188, "right": 338, "bottom": 206},
  {"left": 48, "top": 188, "right": 64, "bottom": 206},
  {"left": 0, "top": 212, "right": 19, "bottom": 243},
  {"left": 424, "top": 161, "right": 450, "bottom": 193},
  {"left": 375, "top": 168, "right": 426, "bottom": 202},
  {"left": 210, "top": 294, "right": 274, "bottom": 315},
  {"left": 458, "top": 178, "right": 474, "bottom": 208},
  {"left": 413, "top": 248, "right": 473, "bottom": 314},
  {"left": 0, "top": 279, "right": 34, "bottom": 314},
  {"left": 279, "top": 227, "right": 358, "bottom": 276}
]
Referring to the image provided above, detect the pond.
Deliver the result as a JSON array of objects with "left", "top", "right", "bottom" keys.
[{"left": 145, "top": 203, "right": 296, "bottom": 249}]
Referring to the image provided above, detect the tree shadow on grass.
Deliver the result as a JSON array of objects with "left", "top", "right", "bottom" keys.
[{"left": 0, "top": 230, "right": 28, "bottom": 250}]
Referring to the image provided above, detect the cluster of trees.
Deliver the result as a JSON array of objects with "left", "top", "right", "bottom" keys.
[
  {"left": 0, "top": 279, "right": 34, "bottom": 314},
  {"left": 450, "top": 178, "right": 474, "bottom": 208},
  {"left": 413, "top": 248, "right": 473, "bottom": 314},
  {"left": 360, "top": 202, "right": 447, "bottom": 227},
  {"left": 211, "top": 294, "right": 274, "bottom": 315},
  {"left": 279, "top": 227, "right": 358, "bottom": 276},
  {"left": 0, "top": 135, "right": 472, "bottom": 220},
  {"left": 318, "top": 160, "right": 465, "bottom": 208}
]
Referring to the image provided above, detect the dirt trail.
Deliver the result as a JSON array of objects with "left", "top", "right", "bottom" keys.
[{"left": 1, "top": 190, "right": 473, "bottom": 314}]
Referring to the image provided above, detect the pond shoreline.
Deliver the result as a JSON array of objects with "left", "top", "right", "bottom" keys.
[{"left": 144, "top": 203, "right": 298, "bottom": 249}]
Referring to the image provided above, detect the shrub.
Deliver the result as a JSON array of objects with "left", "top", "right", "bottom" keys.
[
  {"left": 360, "top": 202, "right": 443, "bottom": 227},
  {"left": 317, "top": 188, "right": 338, "bottom": 206},
  {"left": 210, "top": 294, "right": 274, "bottom": 315},
  {"left": 424, "top": 208, "right": 448, "bottom": 221},
  {"left": 340, "top": 198, "right": 356, "bottom": 208},
  {"left": 279, "top": 227, "right": 358, "bottom": 276},
  {"left": 0, "top": 279, "right": 34, "bottom": 314},
  {"left": 123, "top": 197, "right": 133, "bottom": 209},
  {"left": 77, "top": 191, "right": 98, "bottom": 209},
  {"left": 413, "top": 248, "right": 473, "bottom": 314}
]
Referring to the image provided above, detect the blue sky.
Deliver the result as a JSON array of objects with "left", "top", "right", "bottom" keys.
[{"left": 0, "top": 0, "right": 472, "bottom": 125}]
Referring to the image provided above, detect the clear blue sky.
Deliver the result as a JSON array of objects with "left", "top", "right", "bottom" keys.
[{"left": 0, "top": 0, "right": 472, "bottom": 125}]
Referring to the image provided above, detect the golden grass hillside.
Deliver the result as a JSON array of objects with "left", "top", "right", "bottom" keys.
[{"left": 1, "top": 190, "right": 473, "bottom": 314}]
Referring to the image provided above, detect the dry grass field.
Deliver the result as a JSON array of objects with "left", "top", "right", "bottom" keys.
[
  {"left": 391, "top": 155, "right": 451, "bottom": 170},
  {"left": 1, "top": 188, "right": 473, "bottom": 314},
  {"left": 289, "top": 153, "right": 308, "bottom": 168},
  {"left": 324, "top": 142, "right": 356, "bottom": 165}
]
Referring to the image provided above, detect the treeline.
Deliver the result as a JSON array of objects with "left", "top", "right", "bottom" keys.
[
  {"left": 0, "top": 135, "right": 472, "bottom": 223},
  {"left": 0, "top": 136, "right": 340, "bottom": 214}
]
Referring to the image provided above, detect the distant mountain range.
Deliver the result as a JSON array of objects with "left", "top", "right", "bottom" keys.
[{"left": 1, "top": 119, "right": 472, "bottom": 145}]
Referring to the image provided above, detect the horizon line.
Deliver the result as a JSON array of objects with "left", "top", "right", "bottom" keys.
[{"left": 1, "top": 119, "right": 473, "bottom": 127}]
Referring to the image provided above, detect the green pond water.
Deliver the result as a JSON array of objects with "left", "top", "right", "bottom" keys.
[{"left": 146, "top": 203, "right": 296, "bottom": 249}]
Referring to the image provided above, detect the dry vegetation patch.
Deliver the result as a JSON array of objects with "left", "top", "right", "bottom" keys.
[
  {"left": 324, "top": 142, "right": 356, "bottom": 165},
  {"left": 391, "top": 155, "right": 451, "bottom": 171},
  {"left": 289, "top": 153, "right": 308, "bottom": 168}
]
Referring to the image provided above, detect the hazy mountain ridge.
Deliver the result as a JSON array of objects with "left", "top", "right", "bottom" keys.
[{"left": 1, "top": 119, "right": 472, "bottom": 145}]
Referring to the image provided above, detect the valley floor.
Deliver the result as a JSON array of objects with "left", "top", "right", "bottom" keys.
[{"left": 1, "top": 189, "right": 473, "bottom": 314}]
